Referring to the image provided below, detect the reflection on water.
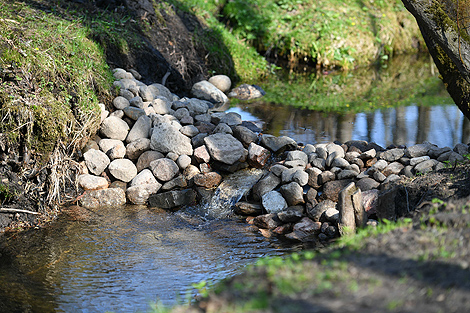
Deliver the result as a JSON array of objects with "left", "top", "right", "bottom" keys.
[
  {"left": 228, "top": 103, "right": 469, "bottom": 148},
  {"left": 0, "top": 205, "right": 293, "bottom": 312}
]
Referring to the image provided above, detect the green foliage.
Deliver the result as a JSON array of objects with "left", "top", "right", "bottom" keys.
[
  {"left": 0, "top": 183, "right": 15, "bottom": 204},
  {"left": 247, "top": 54, "right": 451, "bottom": 113}
]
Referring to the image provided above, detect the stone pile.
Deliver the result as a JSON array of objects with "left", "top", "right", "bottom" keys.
[{"left": 77, "top": 68, "right": 470, "bottom": 243}]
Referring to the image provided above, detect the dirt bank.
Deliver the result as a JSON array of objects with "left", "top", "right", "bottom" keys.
[{"left": 178, "top": 163, "right": 470, "bottom": 313}]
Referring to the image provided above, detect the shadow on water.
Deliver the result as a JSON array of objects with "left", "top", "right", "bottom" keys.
[{"left": 0, "top": 205, "right": 298, "bottom": 312}]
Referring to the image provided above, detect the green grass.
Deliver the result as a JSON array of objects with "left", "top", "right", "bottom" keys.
[
  {"left": 169, "top": 0, "right": 423, "bottom": 74},
  {"left": 0, "top": 1, "right": 142, "bottom": 161}
]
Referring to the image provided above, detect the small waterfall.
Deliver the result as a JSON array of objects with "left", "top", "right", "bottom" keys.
[{"left": 200, "top": 168, "right": 265, "bottom": 219}]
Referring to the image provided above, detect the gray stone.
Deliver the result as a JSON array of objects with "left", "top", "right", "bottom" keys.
[
  {"left": 331, "top": 157, "right": 350, "bottom": 168},
  {"left": 306, "top": 167, "right": 322, "bottom": 188},
  {"left": 99, "top": 139, "right": 126, "bottom": 160},
  {"left": 370, "top": 159, "right": 388, "bottom": 171},
  {"left": 213, "top": 122, "right": 233, "bottom": 134},
  {"left": 428, "top": 146, "right": 451, "bottom": 159},
  {"left": 204, "top": 133, "right": 246, "bottom": 165},
  {"left": 100, "top": 116, "right": 129, "bottom": 141},
  {"left": 119, "top": 88, "right": 134, "bottom": 100},
  {"left": 405, "top": 143, "right": 431, "bottom": 158},
  {"left": 148, "top": 83, "right": 173, "bottom": 101},
  {"left": 113, "top": 96, "right": 130, "bottom": 110},
  {"left": 373, "top": 171, "right": 387, "bottom": 183},
  {"left": 278, "top": 206, "right": 304, "bottom": 223},
  {"left": 307, "top": 199, "right": 336, "bottom": 222},
  {"left": 261, "top": 190, "right": 288, "bottom": 213},
  {"left": 127, "top": 184, "right": 161, "bottom": 205},
  {"left": 108, "top": 159, "right": 138, "bottom": 182},
  {"left": 326, "top": 143, "right": 345, "bottom": 159},
  {"left": 270, "top": 164, "right": 287, "bottom": 177},
  {"left": 80, "top": 188, "right": 127, "bottom": 209},
  {"left": 232, "top": 126, "right": 258, "bottom": 147},
  {"left": 414, "top": 159, "right": 439, "bottom": 174},
  {"left": 286, "top": 150, "right": 308, "bottom": 164},
  {"left": 302, "top": 144, "right": 316, "bottom": 155},
  {"left": 337, "top": 169, "right": 358, "bottom": 180},
  {"left": 356, "top": 177, "right": 380, "bottom": 191},
  {"left": 191, "top": 80, "right": 229, "bottom": 105},
  {"left": 208, "top": 75, "right": 231, "bottom": 92},
  {"left": 176, "top": 155, "right": 192, "bottom": 170},
  {"left": 162, "top": 175, "right": 188, "bottom": 191},
  {"left": 126, "top": 115, "right": 151, "bottom": 143},
  {"left": 337, "top": 182, "right": 365, "bottom": 235},
  {"left": 410, "top": 156, "right": 430, "bottom": 166},
  {"left": 382, "top": 161, "right": 404, "bottom": 176},
  {"left": 280, "top": 182, "right": 305, "bottom": 206},
  {"left": 150, "top": 122, "right": 193, "bottom": 155},
  {"left": 379, "top": 148, "right": 405, "bottom": 162},
  {"left": 310, "top": 157, "right": 326, "bottom": 171},
  {"left": 123, "top": 106, "right": 146, "bottom": 120},
  {"left": 84, "top": 149, "right": 110, "bottom": 175},
  {"left": 260, "top": 134, "right": 297, "bottom": 153},
  {"left": 324, "top": 207, "right": 340, "bottom": 224},
  {"left": 315, "top": 146, "right": 328, "bottom": 159},
  {"left": 129, "top": 96, "right": 144, "bottom": 109},
  {"left": 180, "top": 125, "right": 199, "bottom": 137},
  {"left": 284, "top": 159, "right": 307, "bottom": 168},
  {"left": 139, "top": 85, "right": 155, "bottom": 102},
  {"left": 292, "top": 169, "right": 309, "bottom": 186},
  {"left": 77, "top": 174, "right": 109, "bottom": 190},
  {"left": 195, "top": 113, "right": 212, "bottom": 124},
  {"left": 182, "top": 98, "right": 211, "bottom": 115},
  {"left": 126, "top": 138, "right": 150, "bottom": 160},
  {"left": 191, "top": 133, "right": 208, "bottom": 148},
  {"left": 136, "top": 150, "right": 164, "bottom": 172},
  {"left": 219, "top": 112, "right": 242, "bottom": 126},
  {"left": 130, "top": 169, "right": 158, "bottom": 187},
  {"left": 150, "top": 158, "right": 180, "bottom": 182},
  {"left": 148, "top": 189, "right": 197, "bottom": 209},
  {"left": 253, "top": 173, "right": 281, "bottom": 202}
]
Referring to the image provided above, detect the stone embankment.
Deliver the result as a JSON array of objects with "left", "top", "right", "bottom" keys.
[{"left": 78, "top": 68, "right": 470, "bottom": 242}]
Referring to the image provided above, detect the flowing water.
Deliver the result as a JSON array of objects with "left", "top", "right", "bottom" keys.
[
  {"left": 0, "top": 205, "right": 294, "bottom": 312},
  {"left": 0, "top": 55, "right": 467, "bottom": 312}
]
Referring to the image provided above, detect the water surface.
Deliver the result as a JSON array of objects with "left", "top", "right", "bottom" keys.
[{"left": 0, "top": 205, "right": 293, "bottom": 312}]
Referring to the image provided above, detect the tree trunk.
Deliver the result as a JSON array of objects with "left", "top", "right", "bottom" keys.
[{"left": 401, "top": 0, "right": 470, "bottom": 120}]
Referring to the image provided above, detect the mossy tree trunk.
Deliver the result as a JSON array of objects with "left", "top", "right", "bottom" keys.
[{"left": 401, "top": 0, "right": 470, "bottom": 119}]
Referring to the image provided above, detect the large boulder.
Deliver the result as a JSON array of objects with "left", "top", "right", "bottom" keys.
[
  {"left": 150, "top": 121, "right": 193, "bottom": 155},
  {"left": 83, "top": 149, "right": 110, "bottom": 176},
  {"left": 191, "top": 80, "right": 229, "bottom": 105},
  {"left": 260, "top": 134, "right": 297, "bottom": 153},
  {"left": 108, "top": 159, "right": 138, "bottom": 182},
  {"left": 204, "top": 133, "right": 246, "bottom": 165},
  {"left": 79, "top": 188, "right": 127, "bottom": 209}
]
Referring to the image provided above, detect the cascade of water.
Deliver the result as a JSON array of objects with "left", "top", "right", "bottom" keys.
[{"left": 200, "top": 168, "right": 265, "bottom": 219}]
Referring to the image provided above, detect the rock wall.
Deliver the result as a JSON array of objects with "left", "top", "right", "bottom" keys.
[{"left": 79, "top": 68, "right": 470, "bottom": 243}]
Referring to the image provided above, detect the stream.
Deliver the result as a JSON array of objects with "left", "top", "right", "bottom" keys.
[{"left": 0, "top": 55, "right": 466, "bottom": 312}]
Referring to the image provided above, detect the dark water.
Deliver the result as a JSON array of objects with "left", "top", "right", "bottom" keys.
[
  {"left": 0, "top": 205, "right": 293, "bottom": 312},
  {"left": 229, "top": 103, "right": 469, "bottom": 149}
]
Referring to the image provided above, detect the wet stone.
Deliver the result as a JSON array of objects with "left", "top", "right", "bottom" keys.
[
  {"left": 278, "top": 206, "right": 304, "bottom": 223},
  {"left": 253, "top": 213, "right": 282, "bottom": 230},
  {"left": 234, "top": 202, "right": 263, "bottom": 216}
]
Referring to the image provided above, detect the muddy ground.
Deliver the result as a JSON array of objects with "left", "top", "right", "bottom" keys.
[{"left": 175, "top": 163, "right": 470, "bottom": 313}]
